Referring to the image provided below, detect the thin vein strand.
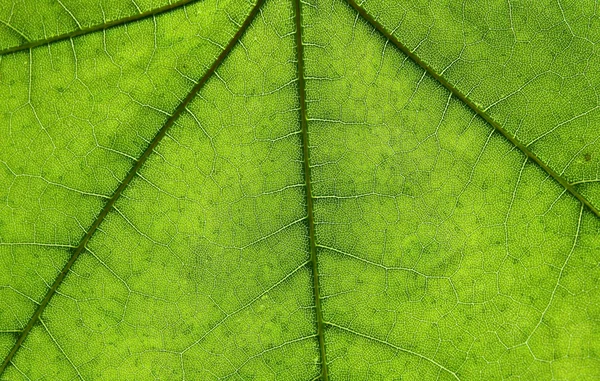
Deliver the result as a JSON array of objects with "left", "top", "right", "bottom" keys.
[{"left": 324, "top": 321, "right": 460, "bottom": 381}]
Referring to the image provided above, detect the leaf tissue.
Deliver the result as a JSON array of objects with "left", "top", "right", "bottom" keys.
[{"left": 0, "top": 0, "right": 599, "bottom": 379}]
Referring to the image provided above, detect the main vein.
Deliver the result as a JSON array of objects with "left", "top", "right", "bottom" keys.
[
  {"left": 0, "top": 0, "right": 199, "bottom": 56},
  {"left": 293, "top": 0, "right": 329, "bottom": 379},
  {"left": 0, "top": 0, "right": 264, "bottom": 374},
  {"left": 345, "top": 0, "right": 600, "bottom": 219}
]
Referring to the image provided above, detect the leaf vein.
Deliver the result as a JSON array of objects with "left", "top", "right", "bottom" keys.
[
  {"left": 344, "top": 0, "right": 600, "bottom": 219},
  {"left": 0, "top": 0, "right": 265, "bottom": 374},
  {"left": 294, "top": 0, "right": 329, "bottom": 379},
  {"left": 0, "top": 0, "right": 200, "bottom": 56},
  {"left": 324, "top": 321, "right": 461, "bottom": 381}
]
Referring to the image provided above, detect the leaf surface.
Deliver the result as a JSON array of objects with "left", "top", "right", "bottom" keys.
[{"left": 0, "top": 0, "right": 599, "bottom": 379}]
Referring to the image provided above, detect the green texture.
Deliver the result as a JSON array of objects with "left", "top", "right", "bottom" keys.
[{"left": 0, "top": 0, "right": 599, "bottom": 379}]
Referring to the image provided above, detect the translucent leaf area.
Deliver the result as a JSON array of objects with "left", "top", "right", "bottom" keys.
[{"left": 0, "top": 0, "right": 599, "bottom": 380}]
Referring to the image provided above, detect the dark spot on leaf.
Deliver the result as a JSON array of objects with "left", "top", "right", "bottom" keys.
[{"left": 584, "top": 153, "right": 591, "bottom": 162}]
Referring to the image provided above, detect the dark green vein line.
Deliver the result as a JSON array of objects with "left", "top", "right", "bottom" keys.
[
  {"left": 345, "top": 0, "right": 600, "bottom": 219},
  {"left": 0, "top": 0, "right": 264, "bottom": 373},
  {"left": 293, "top": 1, "right": 329, "bottom": 380},
  {"left": 0, "top": 0, "right": 199, "bottom": 56}
]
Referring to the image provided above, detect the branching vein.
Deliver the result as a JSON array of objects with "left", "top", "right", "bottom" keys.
[
  {"left": 0, "top": 0, "right": 200, "bottom": 56},
  {"left": 344, "top": 0, "right": 600, "bottom": 219},
  {"left": 0, "top": 0, "right": 265, "bottom": 374}
]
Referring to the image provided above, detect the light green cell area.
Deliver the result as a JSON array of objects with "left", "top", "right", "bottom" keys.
[
  {"left": 0, "top": 335, "right": 9, "bottom": 350},
  {"left": 0, "top": 2, "right": 255, "bottom": 365},
  {"left": 5, "top": 0, "right": 320, "bottom": 378},
  {"left": 302, "top": 0, "right": 600, "bottom": 378},
  {"left": 1, "top": 0, "right": 599, "bottom": 379},
  {"left": 0, "top": 0, "right": 253, "bottom": 246},
  {"left": 575, "top": 182, "right": 600, "bottom": 218},
  {"left": 0, "top": 335, "right": 12, "bottom": 369},
  {"left": 534, "top": 211, "right": 600, "bottom": 379},
  {"left": 324, "top": 327, "right": 460, "bottom": 380},
  {"left": 357, "top": 0, "right": 600, "bottom": 208},
  {"left": 0, "top": 247, "right": 66, "bottom": 330},
  {"left": 0, "top": 166, "right": 105, "bottom": 244},
  {"left": 0, "top": 322, "right": 81, "bottom": 381},
  {"left": 0, "top": 246, "right": 70, "bottom": 360},
  {"left": 0, "top": 0, "right": 187, "bottom": 51},
  {"left": 7, "top": 252, "right": 317, "bottom": 380},
  {"left": 179, "top": 269, "right": 318, "bottom": 380}
]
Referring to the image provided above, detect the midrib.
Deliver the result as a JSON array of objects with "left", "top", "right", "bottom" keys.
[{"left": 293, "top": 0, "right": 330, "bottom": 379}]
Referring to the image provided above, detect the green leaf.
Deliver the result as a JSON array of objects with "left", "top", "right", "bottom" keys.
[{"left": 1, "top": 0, "right": 599, "bottom": 379}]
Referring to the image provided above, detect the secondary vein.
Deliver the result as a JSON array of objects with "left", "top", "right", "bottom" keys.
[
  {"left": 0, "top": 0, "right": 199, "bottom": 56},
  {"left": 0, "top": 0, "right": 264, "bottom": 374},
  {"left": 293, "top": 0, "right": 329, "bottom": 379},
  {"left": 345, "top": 0, "right": 600, "bottom": 219}
]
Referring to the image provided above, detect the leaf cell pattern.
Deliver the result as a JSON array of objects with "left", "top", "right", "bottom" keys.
[{"left": 0, "top": 0, "right": 599, "bottom": 380}]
